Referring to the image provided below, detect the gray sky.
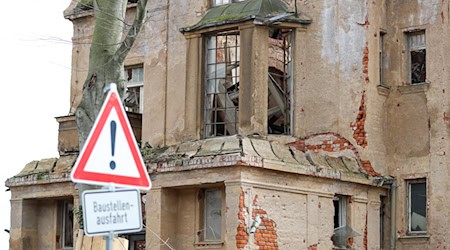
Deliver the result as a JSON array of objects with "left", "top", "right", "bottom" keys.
[{"left": 0, "top": 0, "right": 72, "bottom": 248}]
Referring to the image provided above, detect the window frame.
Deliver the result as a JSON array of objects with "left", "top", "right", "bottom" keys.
[
  {"left": 379, "top": 31, "right": 386, "bottom": 86},
  {"left": 405, "top": 30, "right": 426, "bottom": 85},
  {"left": 267, "top": 28, "right": 294, "bottom": 135},
  {"left": 196, "top": 187, "right": 225, "bottom": 244},
  {"left": 203, "top": 30, "right": 240, "bottom": 138},
  {"left": 124, "top": 65, "right": 144, "bottom": 114},
  {"left": 57, "top": 199, "right": 74, "bottom": 250},
  {"left": 333, "top": 195, "right": 348, "bottom": 229},
  {"left": 406, "top": 178, "right": 427, "bottom": 234}
]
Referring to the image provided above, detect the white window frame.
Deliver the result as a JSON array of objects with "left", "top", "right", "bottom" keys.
[
  {"left": 407, "top": 178, "right": 427, "bottom": 234},
  {"left": 334, "top": 195, "right": 348, "bottom": 229},
  {"left": 125, "top": 66, "right": 144, "bottom": 113},
  {"left": 406, "top": 30, "right": 426, "bottom": 84}
]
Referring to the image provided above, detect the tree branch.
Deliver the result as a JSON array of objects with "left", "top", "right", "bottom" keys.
[{"left": 116, "top": 0, "right": 148, "bottom": 63}]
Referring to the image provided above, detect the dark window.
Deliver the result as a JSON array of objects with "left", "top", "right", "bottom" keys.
[
  {"left": 407, "top": 31, "right": 426, "bottom": 84},
  {"left": 268, "top": 28, "right": 293, "bottom": 135},
  {"left": 379, "top": 32, "right": 386, "bottom": 85},
  {"left": 57, "top": 200, "right": 74, "bottom": 249}
]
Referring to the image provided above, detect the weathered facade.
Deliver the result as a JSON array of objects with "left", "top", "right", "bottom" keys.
[{"left": 7, "top": 0, "right": 450, "bottom": 249}]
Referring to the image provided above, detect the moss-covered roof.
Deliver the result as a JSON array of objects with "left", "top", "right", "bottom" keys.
[{"left": 180, "top": 0, "right": 311, "bottom": 33}]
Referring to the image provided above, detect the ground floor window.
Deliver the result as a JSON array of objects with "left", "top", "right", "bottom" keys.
[
  {"left": 57, "top": 199, "right": 74, "bottom": 249},
  {"left": 407, "top": 178, "right": 427, "bottom": 233},
  {"left": 198, "top": 188, "right": 223, "bottom": 242},
  {"left": 332, "top": 195, "right": 353, "bottom": 249}
]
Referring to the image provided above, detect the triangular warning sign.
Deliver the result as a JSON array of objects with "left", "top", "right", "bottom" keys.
[{"left": 71, "top": 84, "right": 151, "bottom": 190}]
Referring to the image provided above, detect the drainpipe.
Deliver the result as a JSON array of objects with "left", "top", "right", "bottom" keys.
[
  {"left": 389, "top": 179, "right": 397, "bottom": 250},
  {"left": 377, "top": 177, "right": 396, "bottom": 250}
]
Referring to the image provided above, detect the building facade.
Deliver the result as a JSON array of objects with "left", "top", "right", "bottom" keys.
[{"left": 6, "top": 0, "right": 450, "bottom": 249}]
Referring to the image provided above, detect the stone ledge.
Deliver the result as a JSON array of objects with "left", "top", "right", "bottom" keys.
[{"left": 397, "top": 82, "right": 430, "bottom": 94}]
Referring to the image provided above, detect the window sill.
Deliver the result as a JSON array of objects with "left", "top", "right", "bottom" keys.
[
  {"left": 398, "top": 82, "right": 430, "bottom": 94},
  {"left": 377, "top": 84, "right": 390, "bottom": 96},
  {"left": 195, "top": 241, "right": 224, "bottom": 249},
  {"left": 398, "top": 234, "right": 430, "bottom": 242}
]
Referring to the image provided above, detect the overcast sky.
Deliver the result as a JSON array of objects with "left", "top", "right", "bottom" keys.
[{"left": 0, "top": 0, "right": 72, "bottom": 247}]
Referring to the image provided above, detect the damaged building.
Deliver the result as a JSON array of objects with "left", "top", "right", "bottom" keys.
[{"left": 6, "top": 0, "right": 450, "bottom": 249}]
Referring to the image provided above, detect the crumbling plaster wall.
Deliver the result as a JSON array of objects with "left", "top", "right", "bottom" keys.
[
  {"left": 295, "top": 0, "right": 389, "bottom": 174},
  {"left": 383, "top": 0, "right": 450, "bottom": 248},
  {"left": 67, "top": 1, "right": 208, "bottom": 146},
  {"left": 147, "top": 166, "right": 386, "bottom": 250}
]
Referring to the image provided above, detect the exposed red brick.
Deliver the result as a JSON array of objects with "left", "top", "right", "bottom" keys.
[
  {"left": 289, "top": 133, "right": 382, "bottom": 176},
  {"left": 289, "top": 133, "right": 356, "bottom": 154},
  {"left": 362, "top": 44, "right": 370, "bottom": 83},
  {"left": 236, "top": 188, "right": 249, "bottom": 249},
  {"left": 350, "top": 92, "right": 368, "bottom": 148},
  {"left": 253, "top": 195, "right": 279, "bottom": 250},
  {"left": 361, "top": 160, "right": 381, "bottom": 177}
]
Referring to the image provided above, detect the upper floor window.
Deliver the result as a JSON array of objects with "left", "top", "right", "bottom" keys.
[
  {"left": 379, "top": 31, "right": 386, "bottom": 86},
  {"left": 406, "top": 30, "right": 426, "bottom": 84},
  {"left": 407, "top": 178, "right": 427, "bottom": 234},
  {"left": 204, "top": 30, "right": 240, "bottom": 138},
  {"left": 125, "top": 66, "right": 144, "bottom": 113},
  {"left": 268, "top": 28, "right": 293, "bottom": 135}
]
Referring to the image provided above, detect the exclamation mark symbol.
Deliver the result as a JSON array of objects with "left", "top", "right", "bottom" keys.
[{"left": 110, "top": 121, "right": 117, "bottom": 170}]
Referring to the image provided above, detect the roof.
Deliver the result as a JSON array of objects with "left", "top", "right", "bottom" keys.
[
  {"left": 5, "top": 155, "right": 77, "bottom": 187},
  {"left": 7, "top": 135, "right": 387, "bottom": 188},
  {"left": 180, "top": 0, "right": 311, "bottom": 33},
  {"left": 143, "top": 135, "right": 382, "bottom": 186}
]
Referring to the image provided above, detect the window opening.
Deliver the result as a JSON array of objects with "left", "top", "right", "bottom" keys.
[
  {"left": 204, "top": 30, "right": 240, "bottom": 138},
  {"left": 57, "top": 200, "right": 74, "bottom": 249},
  {"left": 332, "top": 195, "right": 358, "bottom": 249},
  {"left": 268, "top": 28, "right": 293, "bottom": 135},
  {"left": 199, "top": 188, "right": 223, "bottom": 242},
  {"left": 125, "top": 66, "right": 144, "bottom": 113},
  {"left": 408, "top": 179, "right": 427, "bottom": 233},
  {"left": 379, "top": 32, "right": 386, "bottom": 85},
  {"left": 407, "top": 31, "right": 426, "bottom": 84}
]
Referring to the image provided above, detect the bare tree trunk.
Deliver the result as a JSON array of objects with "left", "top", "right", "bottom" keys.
[
  {"left": 74, "top": 0, "right": 149, "bottom": 230},
  {"left": 76, "top": 0, "right": 148, "bottom": 147}
]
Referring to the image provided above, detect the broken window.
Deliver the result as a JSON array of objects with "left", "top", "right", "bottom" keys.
[
  {"left": 125, "top": 66, "right": 144, "bottom": 113},
  {"left": 204, "top": 30, "right": 240, "bottom": 138},
  {"left": 332, "top": 195, "right": 358, "bottom": 249},
  {"left": 407, "top": 31, "right": 426, "bottom": 84},
  {"left": 198, "top": 188, "right": 223, "bottom": 242},
  {"left": 57, "top": 200, "right": 74, "bottom": 249},
  {"left": 407, "top": 179, "right": 427, "bottom": 233},
  {"left": 268, "top": 28, "right": 293, "bottom": 135},
  {"left": 333, "top": 195, "right": 347, "bottom": 229}
]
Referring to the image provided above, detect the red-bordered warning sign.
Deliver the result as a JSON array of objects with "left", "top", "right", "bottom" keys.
[{"left": 70, "top": 84, "right": 151, "bottom": 190}]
